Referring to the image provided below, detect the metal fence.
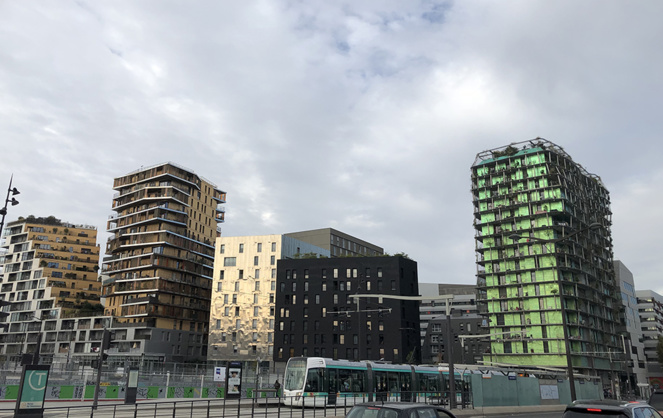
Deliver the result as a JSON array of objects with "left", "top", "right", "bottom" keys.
[{"left": 0, "top": 392, "right": 459, "bottom": 418}]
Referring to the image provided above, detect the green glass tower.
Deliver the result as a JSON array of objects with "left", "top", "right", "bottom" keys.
[{"left": 471, "top": 139, "right": 620, "bottom": 385}]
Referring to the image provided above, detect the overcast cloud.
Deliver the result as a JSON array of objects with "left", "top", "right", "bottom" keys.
[{"left": 1, "top": 1, "right": 662, "bottom": 294}]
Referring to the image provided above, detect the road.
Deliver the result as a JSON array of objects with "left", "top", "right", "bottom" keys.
[
  {"left": 0, "top": 400, "right": 566, "bottom": 418},
  {"left": 463, "top": 412, "right": 561, "bottom": 418}
]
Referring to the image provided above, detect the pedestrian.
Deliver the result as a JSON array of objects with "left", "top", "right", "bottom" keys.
[{"left": 274, "top": 379, "right": 281, "bottom": 391}]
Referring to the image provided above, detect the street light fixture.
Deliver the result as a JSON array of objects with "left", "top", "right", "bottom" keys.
[
  {"left": 0, "top": 175, "right": 20, "bottom": 238},
  {"left": 508, "top": 222, "right": 602, "bottom": 402}
]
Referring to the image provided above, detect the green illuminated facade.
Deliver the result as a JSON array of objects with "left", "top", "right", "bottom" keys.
[{"left": 471, "top": 139, "right": 620, "bottom": 378}]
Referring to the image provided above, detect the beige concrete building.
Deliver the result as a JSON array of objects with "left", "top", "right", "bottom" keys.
[
  {"left": 208, "top": 234, "right": 329, "bottom": 363},
  {"left": 0, "top": 217, "right": 102, "bottom": 363}
]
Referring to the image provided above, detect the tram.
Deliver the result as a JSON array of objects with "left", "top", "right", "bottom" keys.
[{"left": 282, "top": 357, "right": 463, "bottom": 407}]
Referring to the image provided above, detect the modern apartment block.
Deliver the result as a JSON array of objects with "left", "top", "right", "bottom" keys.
[
  {"left": 636, "top": 289, "right": 663, "bottom": 388},
  {"left": 0, "top": 217, "right": 102, "bottom": 364},
  {"left": 471, "top": 139, "right": 619, "bottom": 382},
  {"left": 284, "top": 228, "right": 383, "bottom": 257},
  {"left": 419, "top": 284, "right": 487, "bottom": 364},
  {"left": 103, "top": 162, "right": 226, "bottom": 362},
  {"left": 273, "top": 255, "right": 421, "bottom": 365},
  {"left": 207, "top": 235, "right": 329, "bottom": 364},
  {"left": 614, "top": 260, "right": 647, "bottom": 397}
]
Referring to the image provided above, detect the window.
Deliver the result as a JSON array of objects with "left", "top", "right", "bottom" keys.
[
  {"left": 216, "top": 319, "right": 221, "bottom": 329},
  {"left": 252, "top": 319, "right": 258, "bottom": 329},
  {"left": 377, "top": 268, "right": 383, "bottom": 277},
  {"left": 271, "top": 242, "right": 276, "bottom": 252},
  {"left": 238, "top": 270, "right": 244, "bottom": 280},
  {"left": 254, "top": 256, "right": 259, "bottom": 266},
  {"left": 254, "top": 281, "right": 260, "bottom": 291},
  {"left": 270, "top": 256, "right": 275, "bottom": 265},
  {"left": 219, "top": 244, "right": 225, "bottom": 254},
  {"left": 224, "top": 257, "right": 236, "bottom": 267},
  {"left": 257, "top": 243, "right": 262, "bottom": 252},
  {"left": 271, "top": 269, "right": 276, "bottom": 279},
  {"left": 219, "top": 270, "right": 224, "bottom": 280},
  {"left": 254, "top": 269, "right": 260, "bottom": 279},
  {"left": 217, "top": 282, "right": 222, "bottom": 292},
  {"left": 239, "top": 243, "right": 244, "bottom": 253}
]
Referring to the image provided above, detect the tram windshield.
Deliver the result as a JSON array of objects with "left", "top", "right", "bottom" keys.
[{"left": 284, "top": 358, "right": 307, "bottom": 391}]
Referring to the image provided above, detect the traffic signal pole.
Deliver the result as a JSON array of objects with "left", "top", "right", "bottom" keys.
[{"left": 92, "top": 329, "right": 111, "bottom": 411}]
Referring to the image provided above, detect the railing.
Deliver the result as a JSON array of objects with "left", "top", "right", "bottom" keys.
[{"left": 22, "top": 391, "right": 463, "bottom": 418}]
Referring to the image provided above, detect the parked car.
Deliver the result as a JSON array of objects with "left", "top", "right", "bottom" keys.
[
  {"left": 563, "top": 399, "right": 662, "bottom": 417},
  {"left": 649, "top": 390, "right": 663, "bottom": 414},
  {"left": 346, "top": 402, "right": 457, "bottom": 418}
]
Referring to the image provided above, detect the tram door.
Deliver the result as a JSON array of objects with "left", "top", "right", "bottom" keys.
[
  {"left": 401, "top": 372, "right": 413, "bottom": 402},
  {"left": 327, "top": 368, "right": 337, "bottom": 405}
]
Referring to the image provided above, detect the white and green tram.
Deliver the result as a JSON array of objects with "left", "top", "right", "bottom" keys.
[{"left": 283, "top": 357, "right": 462, "bottom": 407}]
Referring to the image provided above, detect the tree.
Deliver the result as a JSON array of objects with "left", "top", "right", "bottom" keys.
[{"left": 657, "top": 336, "right": 663, "bottom": 367}]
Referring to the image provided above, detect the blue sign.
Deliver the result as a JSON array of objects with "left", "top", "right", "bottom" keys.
[{"left": 16, "top": 364, "right": 50, "bottom": 414}]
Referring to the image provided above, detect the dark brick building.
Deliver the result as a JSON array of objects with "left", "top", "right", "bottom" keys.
[{"left": 273, "top": 256, "right": 421, "bottom": 364}]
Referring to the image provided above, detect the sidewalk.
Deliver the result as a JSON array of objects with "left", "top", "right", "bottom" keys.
[{"left": 0, "top": 398, "right": 568, "bottom": 417}]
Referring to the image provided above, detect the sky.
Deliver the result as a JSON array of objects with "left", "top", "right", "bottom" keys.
[{"left": 1, "top": 1, "right": 662, "bottom": 294}]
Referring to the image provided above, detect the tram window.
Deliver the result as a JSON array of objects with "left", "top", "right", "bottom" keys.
[
  {"left": 387, "top": 373, "right": 399, "bottom": 392},
  {"left": 375, "top": 372, "right": 388, "bottom": 392},
  {"left": 305, "top": 368, "right": 324, "bottom": 392}
]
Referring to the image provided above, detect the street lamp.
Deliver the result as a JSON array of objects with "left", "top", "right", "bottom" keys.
[
  {"left": 508, "top": 222, "right": 602, "bottom": 402},
  {"left": 0, "top": 175, "right": 20, "bottom": 238}
]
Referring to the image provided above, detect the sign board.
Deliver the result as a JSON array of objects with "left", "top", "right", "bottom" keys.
[
  {"left": 214, "top": 367, "right": 226, "bottom": 382},
  {"left": 15, "top": 364, "right": 50, "bottom": 417},
  {"left": 226, "top": 361, "right": 242, "bottom": 399},
  {"left": 125, "top": 367, "right": 139, "bottom": 405}
]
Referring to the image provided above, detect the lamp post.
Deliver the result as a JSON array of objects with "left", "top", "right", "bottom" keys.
[
  {"left": 0, "top": 174, "right": 20, "bottom": 239},
  {"left": 508, "top": 222, "right": 602, "bottom": 402}
]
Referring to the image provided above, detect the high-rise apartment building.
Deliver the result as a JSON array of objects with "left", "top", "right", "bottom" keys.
[
  {"left": 614, "top": 260, "right": 647, "bottom": 397},
  {"left": 636, "top": 289, "right": 663, "bottom": 388},
  {"left": 103, "top": 162, "right": 226, "bottom": 362},
  {"left": 273, "top": 256, "right": 421, "bottom": 365},
  {"left": 0, "top": 217, "right": 102, "bottom": 363},
  {"left": 207, "top": 235, "right": 329, "bottom": 363},
  {"left": 471, "top": 139, "right": 619, "bottom": 383}
]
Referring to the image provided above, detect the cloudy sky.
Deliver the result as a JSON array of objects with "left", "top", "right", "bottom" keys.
[{"left": 1, "top": 1, "right": 662, "bottom": 294}]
